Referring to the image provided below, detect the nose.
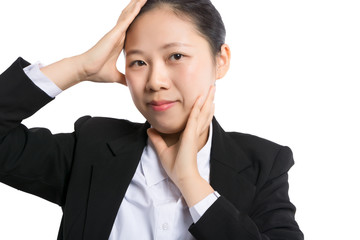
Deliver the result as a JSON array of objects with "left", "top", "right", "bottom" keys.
[{"left": 145, "top": 63, "right": 170, "bottom": 92}]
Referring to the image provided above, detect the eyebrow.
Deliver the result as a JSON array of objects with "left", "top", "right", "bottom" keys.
[
  {"left": 125, "top": 42, "right": 193, "bottom": 57},
  {"left": 162, "top": 42, "right": 193, "bottom": 49}
]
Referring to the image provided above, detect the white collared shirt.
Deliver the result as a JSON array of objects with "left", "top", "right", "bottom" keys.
[
  {"left": 108, "top": 124, "right": 213, "bottom": 240},
  {"left": 24, "top": 62, "right": 219, "bottom": 240}
]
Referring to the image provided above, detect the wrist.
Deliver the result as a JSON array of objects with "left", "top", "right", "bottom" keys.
[
  {"left": 40, "top": 56, "right": 84, "bottom": 91},
  {"left": 70, "top": 54, "right": 88, "bottom": 82},
  {"left": 177, "top": 175, "right": 214, "bottom": 208}
]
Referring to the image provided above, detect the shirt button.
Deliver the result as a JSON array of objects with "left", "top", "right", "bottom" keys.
[{"left": 162, "top": 223, "right": 169, "bottom": 231}]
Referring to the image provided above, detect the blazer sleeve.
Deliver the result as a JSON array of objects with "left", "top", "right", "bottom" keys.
[
  {"left": 189, "top": 147, "right": 304, "bottom": 240},
  {"left": 0, "top": 58, "right": 78, "bottom": 206}
]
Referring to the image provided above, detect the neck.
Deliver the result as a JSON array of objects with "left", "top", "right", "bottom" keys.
[{"left": 160, "top": 126, "right": 210, "bottom": 152}]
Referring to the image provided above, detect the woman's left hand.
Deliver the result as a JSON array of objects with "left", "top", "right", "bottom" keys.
[{"left": 147, "top": 86, "right": 216, "bottom": 207}]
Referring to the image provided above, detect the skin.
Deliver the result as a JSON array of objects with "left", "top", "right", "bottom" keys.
[
  {"left": 124, "top": 6, "right": 217, "bottom": 136},
  {"left": 40, "top": 0, "right": 231, "bottom": 207}
]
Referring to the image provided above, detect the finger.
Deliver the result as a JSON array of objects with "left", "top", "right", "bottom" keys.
[
  {"left": 197, "top": 85, "right": 216, "bottom": 134},
  {"left": 107, "top": 54, "right": 126, "bottom": 84},
  {"left": 202, "top": 85, "right": 216, "bottom": 110},
  {"left": 183, "top": 95, "right": 204, "bottom": 137},
  {"left": 147, "top": 128, "right": 167, "bottom": 155},
  {"left": 182, "top": 85, "right": 215, "bottom": 141},
  {"left": 112, "top": 70, "right": 126, "bottom": 85},
  {"left": 200, "top": 85, "right": 215, "bottom": 114},
  {"left": 201, "top": 101, "right": 215, "bottom": 134},
  {"left": 117, "top": 0, "right": 147, "bottom": 29},
  {"left": 118, "top": 72, "right": 126, "bottom": 85}
]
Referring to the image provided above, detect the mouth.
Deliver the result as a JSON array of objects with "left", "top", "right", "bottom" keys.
[{"left": 148, "top": 100, "right": 177, "bottom": 112}]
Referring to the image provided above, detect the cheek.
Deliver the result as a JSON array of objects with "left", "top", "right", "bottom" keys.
[
  {"left": 125, "top": 71, "right": 145, "bottom": 103},
  {"left": 173, "top": 58, "right": 215, "bottom": 106}
]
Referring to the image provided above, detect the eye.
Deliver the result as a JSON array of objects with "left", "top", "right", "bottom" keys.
[
  {"left": 130, "top": 60, "right": 147, "bottom": 67},
  {"left": 169, "top": 53, "right": 184, "bottom": 61}
]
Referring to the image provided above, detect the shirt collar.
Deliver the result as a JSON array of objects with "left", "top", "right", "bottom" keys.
[{"left": 141, "top": 123, "right": 213, "bottom": 187}]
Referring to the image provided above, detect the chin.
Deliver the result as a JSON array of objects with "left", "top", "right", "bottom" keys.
[{"left": 149, "top": 118, "right": 186, "bottom": 135}]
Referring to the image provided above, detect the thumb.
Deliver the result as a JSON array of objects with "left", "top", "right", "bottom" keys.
[
  {"left": 147, "top": 128, "right": 167, "bottom": 155},
  {"left": 113, "top": 70, "right": 126, "bottom": 85}
]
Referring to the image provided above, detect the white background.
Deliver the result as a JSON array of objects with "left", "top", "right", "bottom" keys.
[{"left": 1, "top": 0, "right": 359, "bottom": 239}]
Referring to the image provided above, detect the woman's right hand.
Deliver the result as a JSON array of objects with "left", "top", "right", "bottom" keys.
[{"left": 40, "top": 0, "right": 146, "bottom": 90}]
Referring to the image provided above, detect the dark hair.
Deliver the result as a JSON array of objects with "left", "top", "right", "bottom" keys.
[{"left": 133, "top": 0, "right": 226, "bottom": 57}]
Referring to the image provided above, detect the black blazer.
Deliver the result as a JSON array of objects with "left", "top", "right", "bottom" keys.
[{"left": 0, "top": 58, "right": 303, "bottom": 240}]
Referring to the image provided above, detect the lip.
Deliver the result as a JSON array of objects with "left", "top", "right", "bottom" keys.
[{"left": 148, "top": 100, "right": 177, "bottom": 112}]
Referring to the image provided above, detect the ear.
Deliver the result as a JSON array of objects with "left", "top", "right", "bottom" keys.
[{"left": 215, "top": 44, "right": 231, "bottom": 80}]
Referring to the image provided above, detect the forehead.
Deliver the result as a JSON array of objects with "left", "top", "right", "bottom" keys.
[{"left": 125, "top": 6, "right": 206, "bottom": 52}]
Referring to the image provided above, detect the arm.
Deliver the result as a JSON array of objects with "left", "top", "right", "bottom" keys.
[
  {"left": 0, "top": 58, "right": 76, "bottom": 205},
  {"left": 40, "top": 0, "right": 148, "bottom": 91},
  {"left": 0, "top": 0, "right": 148, "bottom": 204},
  {"left": 147, "top": 96, "right": 303, "bottom": 239},
  {"left": 147, "top": 86, "right": 216, "bottom": 208},
  {"left": 189, "top": 147, "right": 304, "bottom": 240}
]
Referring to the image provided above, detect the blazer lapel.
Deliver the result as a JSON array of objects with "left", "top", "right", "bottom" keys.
[
  {"left": 83, "top": 122, "right": 150, "bottom": 239},
  {"left": 210, "top": 118, "right": 256, "bottom": 212},
  {"left": 82, "top": 118, "right": 255, "bottom": 238}
]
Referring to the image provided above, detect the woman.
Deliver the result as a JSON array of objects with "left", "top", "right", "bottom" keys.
[{"left": 0, "top": 0, "right": 303, "bottom": 239}]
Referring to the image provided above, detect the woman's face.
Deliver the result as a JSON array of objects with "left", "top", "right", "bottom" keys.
[{"left": 124, "top": 6, "right": 217, "bottom": 134}]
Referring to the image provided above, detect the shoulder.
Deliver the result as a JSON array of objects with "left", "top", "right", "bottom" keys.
[
  {"left": 73, "top": 115, "right": 145, "bottom": 140},
  {"left": 227, "top": 131, "right": 291, "bottom": 158},
  {"left": 226, "top": 131, "right": 294, "bottom": 182}
]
